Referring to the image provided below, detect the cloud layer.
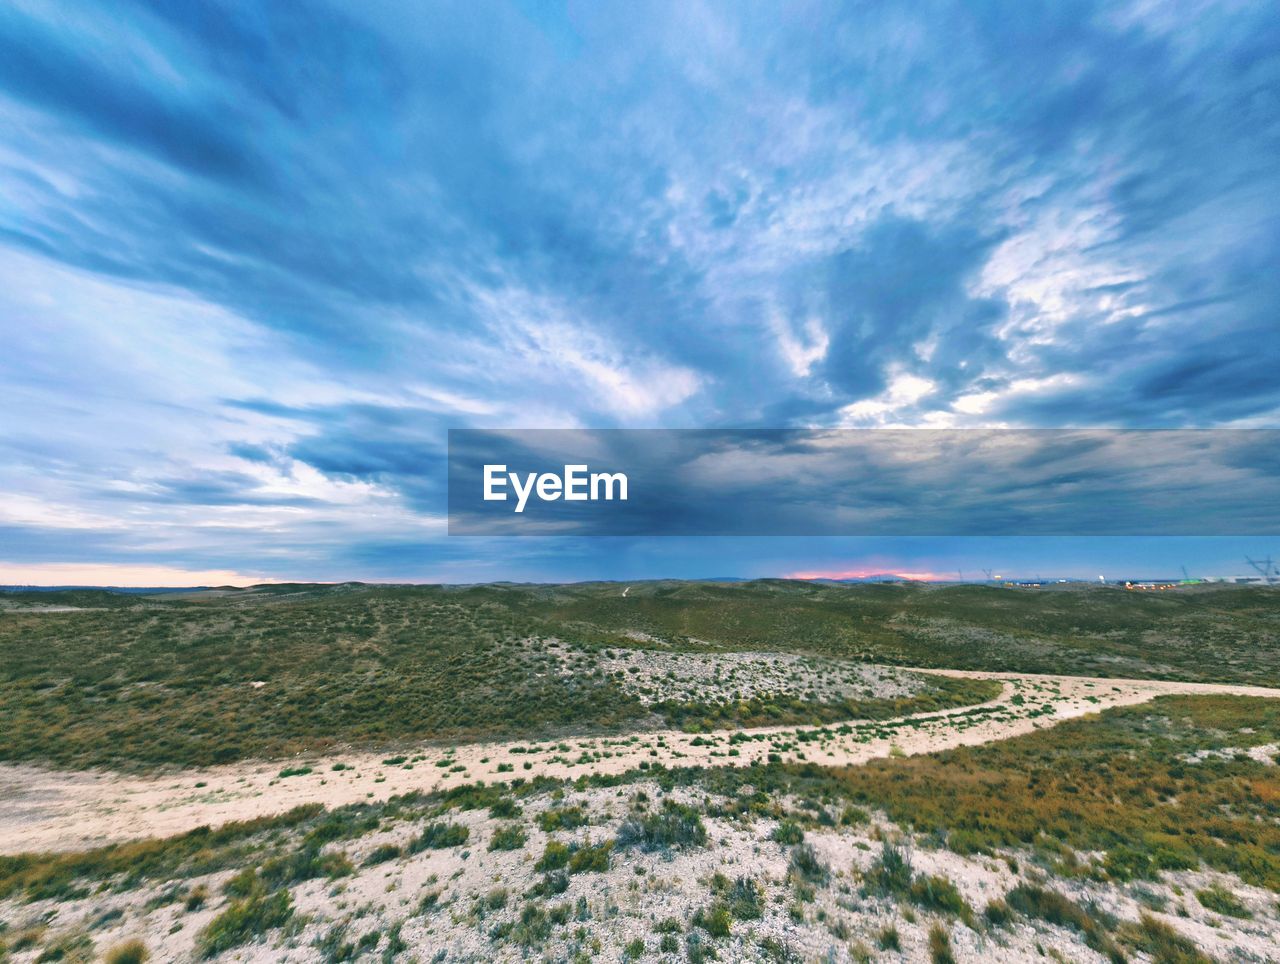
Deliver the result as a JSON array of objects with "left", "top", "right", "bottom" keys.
[{"left": 1, "top": 1, "right": 1277, "bottom": 581}]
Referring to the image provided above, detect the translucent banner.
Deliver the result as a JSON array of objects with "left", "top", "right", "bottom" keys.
[{"left": 447, "top": 429, "right": 1280, "bottom": 536}]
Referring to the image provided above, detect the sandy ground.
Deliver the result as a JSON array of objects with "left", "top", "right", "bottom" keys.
[
  {"left": 8, "top": 775, "right": 1280, "bottom": 963},
  {"left": 4, "top": 668, "right": 1279, "bottom": 855}
]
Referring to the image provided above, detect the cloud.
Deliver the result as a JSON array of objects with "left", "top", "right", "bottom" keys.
[
  {"left": 0, "top": 561, "right": 276, "bottom": 588},
  {"left": 0, "top": 0, "right": 1277, "bottom": 580}
]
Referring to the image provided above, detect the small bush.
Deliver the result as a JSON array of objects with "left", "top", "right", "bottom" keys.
[
  {"left": 840, "top": 805, "right": 868, "bottom": 826},
  {"left": 418, "top": 889, "right": 442, "bottom": 913},
  {"left": 535, "top": 840, "right": 572, "bottom": 872},
  {"left": 909, "top": 874, "right": 971, "bottom": 921},
  {"left": 927, "top": 923, "right": 954, "bottom": 964},
  {"left": 223, "top": 867, "right": 259, "bottom": 897},
  {"left": 408, "top": 821, "right": 469, "bottom": 853},
  {"left": 36, "top": 930, "right": 94, "bottom": 962},
  {"left": 489, "top": 798, "right": 522, "bottom": 819},
  {"left": 1195, "top": 884, "right": 1251, "bottom": 919},
  {"left": 772, "top": 820, "right": 804, "bottom": 845},
  {"left": 489, "top": 824, "right": 527, "bottom": 852},
  {"left": 529, "top": 870, "right": 570, "bottom": 896},
  {"left": 567, "top": 839, "right": 613, "bottom": 874},
  {"left": 537, "top": 806, "right": 587, "bottom": 832},
  {"left": 984, "top": 898, "right": 1014, "bottom": 928},
  {"left": 104, "top": 939, "right": 149, "bottom": 964},
  {"left": 617, "top": 799, "right": 707, "bottom": 852},
  {"left": 1006, "top": 884, "right": 1123, "bottom": 963},
  {"left": 866, "top": 841, "right": 913, "bottom": 895},
  {"left": 363, "top": 843, "right": 402, "bottom": 866},
  {"left": 788, "top": 843, "right": 829, "bottom": 885},
  {"left": 692, "top": 903, "right": 732, "bottom": 938},
  {"left": 259, "top": 845, "right": 353, "bottom": 887},
  {"left": 1119, "top": 913, "right": 1212, "bottom": 964},
  {"left": 877, "top": 925, "right": 901, "bottom": 951},
  {"left": 498, "top": 904, "right": 551, "bottom": 946},
  {"left": 717, "top": 875, "right": 764, "bottom": 921},
  {"left": 196, "top": 890, "right": 293, "bottom": 959}
]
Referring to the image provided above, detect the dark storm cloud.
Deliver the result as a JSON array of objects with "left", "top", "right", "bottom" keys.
[{"left": 448, "top": 429, "right": 1280, "bottom": 536}]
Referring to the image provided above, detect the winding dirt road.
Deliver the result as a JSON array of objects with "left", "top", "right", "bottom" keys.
[{"left": 3, "top": 669, "right": 1278, "bottom": 854}]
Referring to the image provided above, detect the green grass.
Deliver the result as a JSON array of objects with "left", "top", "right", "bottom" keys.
[
  {"left": 1005, "top": 885, "right": 1124, "bottom": 961},
  {"left": 1195, "top": 884, "right": 1251, "bottom": 918},
  {"left": 196, "top": 889, "right": 292, "bottom": 958},
  {"left": 3, "top": 580, "right": 1273, "bottom": 769}
]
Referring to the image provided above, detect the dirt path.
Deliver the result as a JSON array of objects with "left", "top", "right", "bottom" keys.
[{"left": 3, "top": 669, "right": 1279, "bottom": 854}]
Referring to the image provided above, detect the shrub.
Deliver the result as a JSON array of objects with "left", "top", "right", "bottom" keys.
[
  {"left": 537, "top": 806, "right": 587, "bottom": 832},
  {"left": 489, "top": 825, "right": 527, "bottom": 852},
  {"left": 567, "top": 839, "right": 613, "bottom": 874},
  {"left": 363, "top": 843, "right": 402, "bottom": 866},
  {"left": 984, "top": 898, "right": 1014, "bottom": 928},
  {"left": 196, "top": 890, "right": 293, "bottom": 959},
  {"left": 223, "top": 867, "right": 259, "bottom": 897},
  {"left": 718, "top": 876, "right": 764, "bottom": 921},
  {"left": 529, "top": 870, "right": 570, "bottom": 896},
  {"left": 104, "top": 940, "right": 149, "bottom": 964},
  {"left": 692, "top": 903, "right": 732, "bottom": 938},
  {"left": 877, "top": 925, "right": 901, "bottom": 951},
  {"left": 35, "top": 930, "right": 94, "bottom": 961},
  {"left": 686, "top": 930, "right": 715, "bottom": 962},
  {"left": 909, "top": 874, "right": 971, "bottom": 921},
  {"left": 408, "top": 822, "right": 469, "bottom": 853},
  {"left": 616, "top": 799, "right": 707, "bottom": 852},
  {"left": 535, "top": 840, "right": 571, "bottom": 872},
  {"left": 489, "top": 798, "right": 522, "bottom": 819},
  {"left": 1119, "top": 914, "right": 1211, "bottom": 964},
  {"left": 418, "top": 889, "right": 442, "bottom": 913},
  {"left": 623, "top": 937, "right": 646, "bottom": 960},
  {"left": 788, "top": 844, "right": 829, "bottom": 886},
  {"left": 771, "top": 820, "right": 804, "bottom": 845},
  {"left": 866, "top": 841, "right": 913, "bottom": 895},
  {"left": 927, "top": 923, "right": 954, "bottom": 964},
  {"left": 259, "top": 845, "right": 353, "bottom": 887},
  {"left": 840, "top": 805, "right": 868, "bottom": 826},
  {"left": 1005, "top": 884, "right": 1123, "bottom": 964},
  {"left": 497, "top": 904, "right": 551, "bottom": 946},
  {"left": 1195, "top": 884, "right": 1251, "bottom": 919}
]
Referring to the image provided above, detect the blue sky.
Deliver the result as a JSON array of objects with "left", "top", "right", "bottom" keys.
[{"left": 1, "top": 1, "right": 1277, "bottom": 585}]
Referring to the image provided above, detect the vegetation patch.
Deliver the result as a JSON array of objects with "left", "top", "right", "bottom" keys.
[
  {"left": 408, "top": 821, "right": 469, "bottom": 852},
  {"left": 196, "top": 889, "right": 293, "bottom": 959},
  {"left": 11, "top": 580, "right": 1266, "bottom": 769},
  {"left": 616, "top": 799, "right": 708, "bottom": 852}
]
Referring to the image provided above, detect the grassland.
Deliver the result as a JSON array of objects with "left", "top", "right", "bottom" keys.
[
  {"left": 0, "top": 582, "right": 1033, "bottom": 769},
  {"left": 3, "top": 694, "right": 1278, "bottom": 962}
]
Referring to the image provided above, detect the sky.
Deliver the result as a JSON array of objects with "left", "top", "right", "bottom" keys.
[{"left": 1, "top": 0, "right": 1278, "bottom": 585}]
